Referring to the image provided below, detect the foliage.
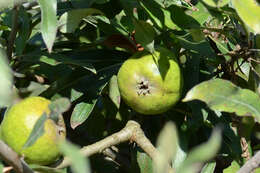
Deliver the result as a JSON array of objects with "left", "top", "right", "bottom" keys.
[{"left": 0, "top": 0, "right": 260, "bottom": 172}]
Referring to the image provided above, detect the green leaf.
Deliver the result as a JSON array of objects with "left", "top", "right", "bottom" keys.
[
  {"left": 135, "top": 149, "right": 153, "bottom": 173},
  {"left": 23, "top": 114, "right": 48, "bottom": 149},
  {"left": 69, "top": 64, "right": 119, "bottom": 128},
  {"left": 109, "top": 75, "right": 120, "bottom": 108},
  {"left": 0, "top": 162, "right": 3, "bottom": 173},
  {"left": 232, "top": 0, "right": 260, "bottom": 34},
  {"left": 0, "top": 48, "right": 13, "bottom": 107},
  {"left": 49, "top": 98, "right": 71, "bottom": 114},
  {"left": 38, "top": 0, "right": 57, "bottom": 52},
  {"left": 183, "top": 79, "right": 260, "bottom": 122},
  {"left": 154, "top": 122, "right": 178, "bottom": 173},
  {"left": 187, "top": 2, "right": 211, "bottom": 25},
  {"left": 59, "top": 141, "right": 91, "bottom": 173},
  {"left": 49, "top": 98, "right": 71, "bottom": 122},
  {"left": 70, "top": 100, "right": 98, "bottom": 129},
  {"left": 223, "top": 160, "right": 240, "bottom": 173},
  {"left": 202, "top": 0, "right": 230, "bottom": 7},
  {"left": 59, "top": 8, "right": 103, "bottom": 33},
  {"left": 172, "top": 133, "right": 188, "bottom": 171},
  {"left": 201, "top": 162, "right": 216, "bottom": 173},
  {"left": 29, "top": 164, "right": 65, "bottom": 173},
  {"left": 178, "top": 128, "right": 221, "bottom": 173},
  {"left": 133, "top": 20, "right": 155, "bottom": 53}
]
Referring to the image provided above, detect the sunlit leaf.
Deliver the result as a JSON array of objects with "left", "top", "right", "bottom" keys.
[
  {"left": 29, "top": 164, "right": 64, "bottom": 173},
  {"left": 59, "top": 8, "right": 103, "bottom": 33},
  {"left": 232, "top": 0, "right": 260, "bottom": 34},
  {"left": 0, "top": 48, "right": 13, "bottom": 107},
  {"left": 223, "top": 161, "right": 240, "bottom": 173},
  {"left": 109, "top": 75, "right": 120, "bottom": 109},
  {"left": 202, "top": 0, "right": 230, "bottom": 7},
  {"left": 183, "top": 79, "right": 260, "bottom": 122},
  {"left": 135, "top": 149, "right": 153, "bottom": 173},
  {"left": 38, "top": 0, "right": 57, "bottom": 52},
  {"left": 154, "top": 122, "right": 178, "bottom": 173},
  {"left": 70, "top": 100, "right": 98, "bottom": 129},
  {"left": 201, "top": 162, "right": 216, "bottom": 173}
]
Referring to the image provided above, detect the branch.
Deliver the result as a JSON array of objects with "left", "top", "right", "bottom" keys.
[
  {"left": 57, "top": 120, "right": 174, "bottom": 172},
  {"left": 7, "top": 6, "right": 20, "bottom": 60},
  {"left": 237, "top": 151, "right": 260, "bottom": 173},
  {"left": 0, "top": 140, "right": 34, "bottom": 173}
]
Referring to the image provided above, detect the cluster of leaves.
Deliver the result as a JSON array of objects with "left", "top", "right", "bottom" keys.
[{"left": 0, "top": 0, "right": 260, "bottom": 173}]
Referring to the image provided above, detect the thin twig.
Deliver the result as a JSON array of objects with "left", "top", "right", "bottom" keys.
[
  {"left": 7, "top": 6, "right": 20, "bottom": 60},
  {"left": 102, "top": 147, "right": 131, "bottom": 169},
  {"left": 0, "top": 140, "right": 34, "bottom": 173},
  {"left": 237, "top": 151, "right": 260, "bottom": 173}
]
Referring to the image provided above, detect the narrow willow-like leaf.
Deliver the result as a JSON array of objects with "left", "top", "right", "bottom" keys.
[
  {"left": 49, "top": 98, "right": 71, "bottom": 115},
  {"left": 59, "top": 8, "right": 103, "bottom": 33},
  {"left": 201, "top": 162, "right": 216, "bottom": 173},
  {"left": 232, "top": 0, "right": 260, "bottom": 34},
  {"left": 135, "top": 150, "right": 153, "bottom": 173},
  {"left": 59, "top": 141, "right": 91, "bottom": 173},
  {"left": 133, "top": 20, "right": 155, "bottom": 53},
  {"left": 0, "top": 48, "right": 13, "bottom": 107},
  {"left": 29, "top": 164, "right": 64, "bottom": 173},
  {"left": 109, "top": 75, "right": 120, "bottom": 108},
  {"left": 178, "top": 128, "right": 221, "bottom": 173},
  {"left": 23, "top": 114, "right": 47, "bottom": 149},
  {"left": 183, "top": 79, "right": 260, "bottom": 122},
  {"left": 154, "top": 122, "right": 178, "bottom": 173},
  {"left": 38, "top": 0, "right": 57, "bottom": 52},
  {"left": 70, "top": 100, "right": 97, "bottom": 129},
  {"left": 49, "top": 98, "right": 70, "bottom": 122},
  {"left": 202, "top": 0, "right": 230, "bottom": 7}
]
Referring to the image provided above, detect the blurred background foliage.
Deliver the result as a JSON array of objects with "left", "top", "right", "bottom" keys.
[{"left": 0, "top": 0, "right": 260, "bottom": 172}]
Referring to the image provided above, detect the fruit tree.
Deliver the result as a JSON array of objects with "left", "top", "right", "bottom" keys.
[{"left": 0, "top": 0, "right": 260, "bottom": 173}]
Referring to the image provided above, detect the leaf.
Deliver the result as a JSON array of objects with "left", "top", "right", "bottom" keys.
[
  {"left": 154, "top": 122, "right": 178, "bottom": 173},
  {"left": 29, "top": 164, "right": 64, "bottom": 173},
  {"left": 172, "top": 132, "right": 188, "bottom": 171},
  {"left": 23, "top": 114, "right": 48, "bottom": 149},
  {"left": 38, "top": 0, "right": 57, "bottom": 52},
  {"left": 59, "top": 141, "right": 91, "bottom": 173},
  {"left": 202, "top": 0, "right": 230, "bottom": 7},
  {"left": 201, "top": 162, "right": 216, "bottom": 173},
  {"left": 183, "top": 79, "right": 260, "bottom": 122},
  {"left": 49, "top": 98, "right": 71, "bottom": 115},
  {"left": 70, "top": 100, "right": 98, "bottom": 129},
  {"left": 49, "top": 98, "right": 71, "bottom": 122},
  {"left": 133, "top": 20, "right": 155, "bottom": 53},
  {"left": 69, "top": 64, "right": 120, "bottom": 128},
  {"left": 109, "top": 75, "right": 120, "bottom": 108},
  {"left": 178, "top": 128, "right": 222, "bottom": 173},
  {"left": 0, "top": 162, "right": 3, "bottom": 173},
  {"left": 59, "top": 8, "right": 103, "bottom": 33},
  {"left": 134, "top": 149, "right": 153, "bottom": 173},
  {"left": 232, "top": 0, "right": 260, "bottom": 34},
  {"left": 0, "top": 48, "right": 13, "bottom": 107},
  {"left": 223, "top": 161, "right": 240, "bottom": 173}
]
